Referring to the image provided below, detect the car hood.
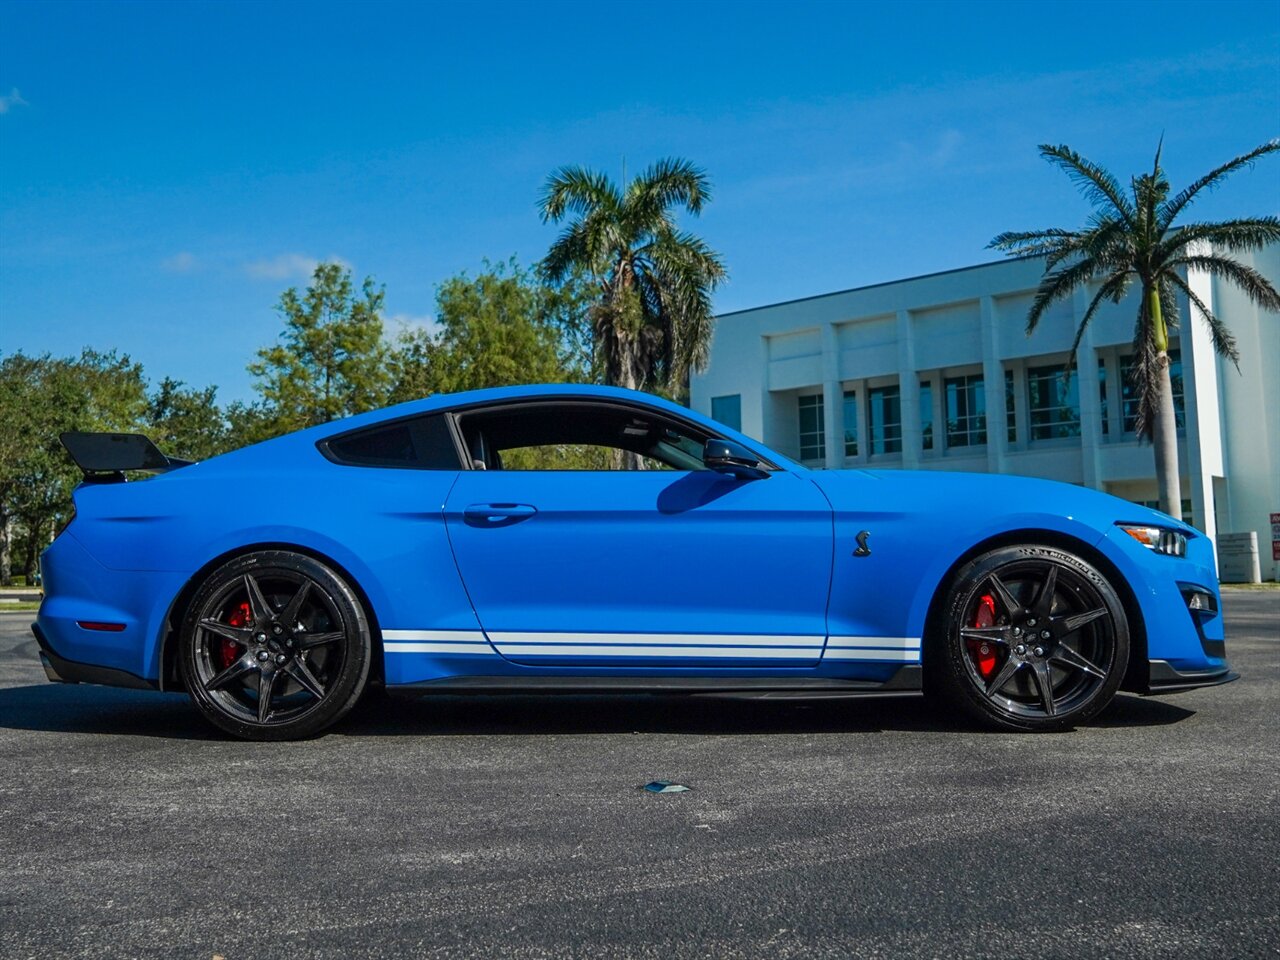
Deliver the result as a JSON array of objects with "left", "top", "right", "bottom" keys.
[{"left": 806, "top": 468, "right": 1190, "bottom": 535}]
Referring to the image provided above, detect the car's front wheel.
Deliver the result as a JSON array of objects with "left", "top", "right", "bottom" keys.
[
  {"left": 179, "top": 550, "right": 371, "bottom": 741},
  {"left": 930, "top": 544, "right": 1129, "bottom": 732}
]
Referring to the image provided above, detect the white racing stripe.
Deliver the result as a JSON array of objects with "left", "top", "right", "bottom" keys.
[
  {"left": 822, "top": 648, "right": 920, "bottom": 661},
  {"left": 489, "top": 632, "right": 825, "bottom": 648},
  {"left": 827, "top": 636, "right": 921, "bottom": 651},
  {"left": 384, "top": 642, "right": 496, "bottom": 655},
  {"left": 494, "top": 645, "right": 822, "bottom": 659},
  {"left": 383, "top": 629, "right": 488, "bottom": 643},
  {"left": 381, "top": 629, "right": 921, "bottom": 660}
]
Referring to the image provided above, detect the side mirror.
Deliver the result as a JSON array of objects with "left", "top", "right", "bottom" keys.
[{"left": 703, "top": 438, "right": 769, "bottom": 480}]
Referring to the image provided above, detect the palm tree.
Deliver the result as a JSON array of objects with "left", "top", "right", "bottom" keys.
[
  {"left": 991, "top": 140, "right": 1280, "bottom": 521},
  {"left": 539, "top": 158, "right": 728, "bottom": 396}
]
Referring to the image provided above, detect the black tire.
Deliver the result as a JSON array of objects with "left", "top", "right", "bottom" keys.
[
  {"left": 179, "top": 550, "right": 371, "bottom": 741},
  {"left": 928, "top": 544, "right": 1129, "bottom": 732}
]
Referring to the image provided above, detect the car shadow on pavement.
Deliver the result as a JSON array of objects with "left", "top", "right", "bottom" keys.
[
  {"left": 335, "top": 690, "right": 1196, "bottom": 738},
  {"left": 0, "top": 683, "right": 1196, "bottom": 740},
  {"left": 0, "top": 682, "right": 218, "bottom": 740}
]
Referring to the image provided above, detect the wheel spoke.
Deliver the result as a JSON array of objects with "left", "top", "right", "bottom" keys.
[
  {"left": 986, "top": 573, "right": 1021, "bottom": 617},
  {"left": 1058, "top": 607, "right": 1109, "bottom": 635},
  {"left": 295, "top": 630, "right": 344, "bottom": 650},
  {"left": 279, "top": 581, "right": 311, "bottom": 627},
  {"left": 1033, "top": 565, "right": 1059, "bottom": 616},
  {"left": 257, "top": 669, "right": 278, "bottom": 723},
  {"left": 205, "top": 656, "right": 256, "bottom": 692},
  {"left": 1050, "top": 641, "right": 1107, "bottom": 679},
  {"left": 961, "top": 626, "right": 1010, "bottom": 643},
  {"left": 1029, "top": 660, "right": 1056, "bottom": 716},
  {"left": 198, "top": 618, "right": 253, "bottom": 645},
  {"left": 244, "top": 574, "right": 275, "bottom": 621},
  {"left": 283, "top": 659, "right": 326, "bottom": 699},
  {"left": 984, "top": 656, "right": 1023, "bottom": 698}
]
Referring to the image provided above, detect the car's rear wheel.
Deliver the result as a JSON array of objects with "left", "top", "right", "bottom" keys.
[
  {"left": 930, "top": 544, "right": 1128, "bottom": 732},
  {"left": 179, "top": 550, "right": 371, "bottom": 741}
]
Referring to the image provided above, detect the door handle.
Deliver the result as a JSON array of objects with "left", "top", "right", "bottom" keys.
[{"left": 462, "top": 503, "right": 537, "bottom": 527}]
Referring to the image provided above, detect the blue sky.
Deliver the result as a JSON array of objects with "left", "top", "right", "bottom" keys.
[{"left": 2, "top": 0, "right": 1278, "bottom": 402}]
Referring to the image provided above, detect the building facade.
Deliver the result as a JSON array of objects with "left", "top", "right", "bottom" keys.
[{"left": 690, "top": 245, "right": 1280, "bottom": 581}]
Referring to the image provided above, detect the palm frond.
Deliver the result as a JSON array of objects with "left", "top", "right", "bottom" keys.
[
  {"left": 1062, "top": 270, "right": 1131, "bottom": 386},
  {"left": 1163, "top": 272, "right": 1239, "bottom": 368},
  {"left": 539, "top": 166, "right": 620, "bottom": 223},
  {"left": 1158, "top": 139, "right": 1280, "bottom": 229},
  {"left": 1038, "top": 144, "right": 1134, "bottom": 223},
  {"left": 1026, "top": 257, "right": 1105, "bottom": 334},
  {"left": 1046, "top": 215, "right": 1131, "bottom": 272},
  {"left": 1167, "top": 254, "right": 1280, "bottom": 313},
  {"left": 1163, "top": 217, "right": 1280, "bottom": 256},
  {"left": 646, "top": 228, "right": 726, "bottom": 379},
  {"left": 988, "top": 227, "right": 1081, "bottom": 255},
  {"left": 541, "top": 222, "right": 588, "bottom": 284},
  {"left": 626, "top": 157, "right": 711, "bottom": 218}
]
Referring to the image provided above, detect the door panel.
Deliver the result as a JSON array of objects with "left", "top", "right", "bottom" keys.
[{"left": 443, "top": 470, "right": 833, "bottom": 667}]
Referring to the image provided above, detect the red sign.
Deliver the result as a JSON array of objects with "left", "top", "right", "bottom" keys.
[{"left": 1272, "top": 512, "right": 1280, "bottom": 562}]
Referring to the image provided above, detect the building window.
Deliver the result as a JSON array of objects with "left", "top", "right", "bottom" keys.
[
  {"left": 1099, "top": 359, "right": 1110, "bottom": 437},
  {"left": 868, "top": 385, "right": 902, "bottom": 455},
  {"left": 711, "top": 394, "right": 741, "bottom": 432},
  {"left": 1118, "top": 352, "right": 1185, "bottom": 433},
  {"left": 920, "top": 381, "right": 933, "bottom": 451},
  {"left": 1027, "top": 364, "right": 1081, "bottom": 441},
  {"left": 842, "top": 391, "right": 858, "bottom": 457},
  {"left": 1004, "top": 370, "right": 1017, "bottom": 444},
  {"left": 945, "top": 374, "right": 986, "bottom": 448},
  {"left": 798, "top": 394, "right": 825, "bottom": 461}
]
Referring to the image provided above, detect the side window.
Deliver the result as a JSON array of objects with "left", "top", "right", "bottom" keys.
[
  {"left": 457, "top": 402, "right": 714, "bottom": 471},
  {"left": 323, "top": 414, "right": 461, "bottom": 469}
]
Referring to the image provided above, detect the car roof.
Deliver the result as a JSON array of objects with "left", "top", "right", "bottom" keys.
[
  {"left": 195, "top": 384, "right": 794, "bottom": 473},
  {"left": 310, "top": 384, "right": 707, "bottom": 437}
]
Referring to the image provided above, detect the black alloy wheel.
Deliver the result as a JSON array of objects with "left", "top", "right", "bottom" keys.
[
  {"left": 179, "top": 550, "right": 371, "bottom": 740},
  {"left": 931, "top": 545, "right": 1129, "bottom": 731}
]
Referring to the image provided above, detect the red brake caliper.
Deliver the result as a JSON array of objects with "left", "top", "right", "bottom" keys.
[
  {"left": 966, "top": 593, "right": 1000, "bottom": 680},
  {"left": 216, "top": 601, "right": 252, "bottom": 670}
]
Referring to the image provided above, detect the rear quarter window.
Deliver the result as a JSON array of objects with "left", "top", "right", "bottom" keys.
[{"left": 321, "top": 415, "right": 461, "bottom": 469}]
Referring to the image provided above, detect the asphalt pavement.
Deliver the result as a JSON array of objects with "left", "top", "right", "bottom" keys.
[{"left": 1, "top": 591, "right": 1276, "bottom": 959}]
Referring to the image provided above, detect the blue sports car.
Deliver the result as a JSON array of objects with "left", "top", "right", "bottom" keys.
[{"left": 35, "top": 383, "right": 1234, "bottom": 740}]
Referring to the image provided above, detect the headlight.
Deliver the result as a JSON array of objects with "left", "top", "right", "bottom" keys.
[{"left": 1118, "top": 523, "right": 1187, "bottom": 557}]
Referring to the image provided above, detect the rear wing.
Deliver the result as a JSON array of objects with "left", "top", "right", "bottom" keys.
[{"left": 60, "top": 432, "right": 194, "bottom": 482}]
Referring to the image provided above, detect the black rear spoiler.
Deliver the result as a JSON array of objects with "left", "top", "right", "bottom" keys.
[{"left": 60, "top": 432, "right": 195, "bottom": 482}]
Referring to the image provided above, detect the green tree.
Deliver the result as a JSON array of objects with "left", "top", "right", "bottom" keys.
[
  {"left": 0, "top": 352, "right": 43, "bottom": 584},
  {"left": 0, "top": 350, "right": 147, "bottom": 582},
  {"left": 147, "top": 377, "right": 230, "bottom": 462},
  {"left": 390, "top": 259, "right": 594, "bottom": 402},
  {"left": 249, "top": 262, "right": 391, "bottom": 434},
  {"left": 222, "top": 400, "right": 282, "bottom": 448},
  {"left": 538, "top": 158, "right": 727, "bottom": 396},
  {"left": 991, "top": 141, "right": 1280, "bottom": 520}
]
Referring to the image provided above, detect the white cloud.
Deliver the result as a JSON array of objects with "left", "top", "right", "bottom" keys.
[
  {"left": 244, "top": 253, "right": 350, "bottom": 281},
  {"left": 245, "top": 253, "right": 318, "bottom": 280},
  {"left": 0, "top": 88, "right": 28, "bottom": 115},
  {"left": 161, "top": 251, "right": 198, "bottom": 273}
]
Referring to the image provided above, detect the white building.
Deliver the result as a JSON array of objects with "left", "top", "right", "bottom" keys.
[{"left": 691, "top": 244, "right": 1280, "bottom": 581}]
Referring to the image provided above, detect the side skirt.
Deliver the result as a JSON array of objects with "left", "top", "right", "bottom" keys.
[{"left": 387, "top": 665, "right": 922, "bottom": 699}]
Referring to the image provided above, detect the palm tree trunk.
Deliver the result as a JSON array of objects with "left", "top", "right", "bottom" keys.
[
  {"left": 1151, "top": 355, "right": 1182, "bottom": 520},
  {"left": 1147, "top": 286, "right": 1183, "bottom": 520}
]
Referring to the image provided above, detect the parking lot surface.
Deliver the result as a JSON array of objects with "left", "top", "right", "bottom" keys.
[{"left": 1, "top": 590, "right": 1277, "bottom": 959}]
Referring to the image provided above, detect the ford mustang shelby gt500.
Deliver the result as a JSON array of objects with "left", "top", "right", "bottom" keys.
[{"left": 35, "top": 383, "right": 1234, "bottom": 740}]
